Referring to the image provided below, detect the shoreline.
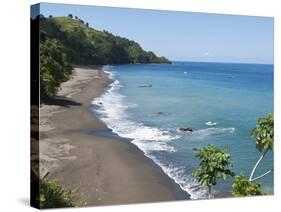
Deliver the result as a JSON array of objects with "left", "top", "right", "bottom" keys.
[{"left": 39, "top": 66, "right": 188, "bottom": 206}]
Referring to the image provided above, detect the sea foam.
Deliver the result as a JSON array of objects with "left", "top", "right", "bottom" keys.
[
  {"left": 92, "top": 78, "right": 179, "bottom": 153},
  {"left": 205, "top": 121, "right": 217, "bottom": 126},
  {"left": 92, "top": 62, "right": 274, "bottom": 197},
  {"left": 148, "top": 155, "right": 209, "bottom": 199},
  {"left": 187, "top": 127, "right": 235, "bottom": 140},
  {"left": 91, "top": 71, "right": 216, "bottom": 200}
]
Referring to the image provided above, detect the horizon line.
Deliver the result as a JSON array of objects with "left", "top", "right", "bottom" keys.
[{"left": 171, "top": 60, "right": 274, "bottom": 65}]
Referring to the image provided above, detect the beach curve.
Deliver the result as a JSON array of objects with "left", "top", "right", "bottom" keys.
[{"left": 39, "top": 66, "right": 188, "bottom": 206}]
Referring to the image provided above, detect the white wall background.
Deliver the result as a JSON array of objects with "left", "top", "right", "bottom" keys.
[{"left": 0, "top": 0, "right": 279, "bottom": 211}]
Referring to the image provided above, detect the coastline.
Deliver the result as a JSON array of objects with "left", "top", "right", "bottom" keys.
[{"left": 39, "top": 66, "right": 188, "bottom": 206}]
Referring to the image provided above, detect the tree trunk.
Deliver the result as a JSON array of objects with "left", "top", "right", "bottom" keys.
[
  {"left": 251, "top": 169, "right": 272, "bottom": 182},
  {"left": 249, "top": 148, "right": 269, "bottom": 181},
  {"left": 208, "top": 186, "right": 212, "bottom": 199}
]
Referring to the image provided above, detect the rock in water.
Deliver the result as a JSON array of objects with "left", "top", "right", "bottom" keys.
[{"left": 179, "top": 127, "right": 193, "bottom": 132}]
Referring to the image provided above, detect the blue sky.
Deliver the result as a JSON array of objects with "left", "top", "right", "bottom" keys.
[{"left": 35, "top": 3, "right": 274, "bottom": 64}]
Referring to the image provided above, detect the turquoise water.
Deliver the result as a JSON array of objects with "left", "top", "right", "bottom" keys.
[{"left": 92, "top": 61, "right": 274, "bottom": 199}]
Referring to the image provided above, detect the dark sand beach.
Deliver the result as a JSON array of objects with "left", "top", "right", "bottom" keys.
[{"left": 39, "top": 66, "right": 188, "bottom": 206}]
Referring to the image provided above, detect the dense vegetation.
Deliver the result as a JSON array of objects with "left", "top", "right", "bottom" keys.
[
  {"left": 40, "top": 37, "right": 73, "bottom": 97},
  {"left": 193, "top": 114, "right": 273, "bottom": 198},
  {"left": 39, "top": 178, "right": 77, "bottom": 208},
  {"left": 36, "top": 15, "right": 170, "bottom": 99},
  {"left": 39, "top": 15, "right": 170, "bottom": 65}
]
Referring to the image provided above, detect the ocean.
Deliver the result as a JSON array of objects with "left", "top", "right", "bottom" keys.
[{"left": 91, "top": 61, "right": 274, "bottom": 199}]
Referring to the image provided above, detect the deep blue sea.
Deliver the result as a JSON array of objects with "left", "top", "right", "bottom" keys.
[{"left": 91, "top": 61, "right": 274, "bottom": 199}]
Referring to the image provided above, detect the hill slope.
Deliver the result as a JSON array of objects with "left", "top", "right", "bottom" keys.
[{"left": 40, "top": 16, "right": 171, "bottom": 65}]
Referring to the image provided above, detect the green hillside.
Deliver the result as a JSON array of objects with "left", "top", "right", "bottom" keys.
[
  {"left": 33, "top": 15, "right": 170, "bottom": 99},
  {"left": 40, "top": 16, "right": 171, "bottom": 65}
]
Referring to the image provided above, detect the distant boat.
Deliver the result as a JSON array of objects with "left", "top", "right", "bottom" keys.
[
  {"left": 184, "top": 72, "right": 188, "bottom": 74},
  {"left": 138, "top": 84, "right": 152, "bottom": 88}
]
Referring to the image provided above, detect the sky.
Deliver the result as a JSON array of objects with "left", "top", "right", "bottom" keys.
[{"left": 34, "top": 3, "right": 274, "bottom": 64}]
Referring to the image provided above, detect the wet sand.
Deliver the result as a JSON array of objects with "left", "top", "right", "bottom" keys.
[{"left": 39, "top": 66, "right": 188, "bottom": 206}]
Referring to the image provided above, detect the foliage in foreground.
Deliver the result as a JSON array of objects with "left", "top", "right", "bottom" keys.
[
  {"left": 193, "top": 145, "right": 235, "bottom": 198},
  {"left": 192, "top": 114, "right": 273, "bottom": 198},
  {"left": 232, "top": 114, "right": 273, "bottom": 196},
  {"left": 39, "top": 178, "right": 77, "bottom": 209},
  {"left": 249, "top": 113, "right": 274, "bottom": 181},
  {"left": 251, "top": 113, "right": 274, "bottom": 152},
  {"left": 232, "top": 174, "right": 266, "bottom": 197}
]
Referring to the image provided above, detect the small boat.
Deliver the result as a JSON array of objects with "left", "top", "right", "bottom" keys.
[{"left": 138, "top": 84, "right": 152, "bottom": 88}]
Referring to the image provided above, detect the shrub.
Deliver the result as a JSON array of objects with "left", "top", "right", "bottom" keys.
[
  {"left": 39, "top": 178, "right": 76, "bottom": 208},
  {"left": 232, "top": 174, "right": 266, "bottom": 197}
]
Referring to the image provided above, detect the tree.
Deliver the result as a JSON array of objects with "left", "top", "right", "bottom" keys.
[
  {"left": 232, "top": 174, "right": 266, "bottom": 197},
  {"left": 40, "top": 37, "right": 73, "bottom": 98},
  {"left": 39, "top": 14, "right": 45, "bottom": 20},
  {"left": 75, "top": 16, "right": 78, "bottom": 20},
  {"left": 249, "top": 114, "right": 274, "bottom": 182},
  {"left": 231, "top": 114, "right": 273, "bottom": 197},
  {"left": 78, "top": 19, "right": 84, "bottom": 24},
  {"left": 193, "top": 145, "right": 235, "bottom": 198},
  {"left": 68, "top": 14, "right": 73, "bottom": 18},
  {"left": 85, "top": 22, "right": 89, "bottom": 27}
]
